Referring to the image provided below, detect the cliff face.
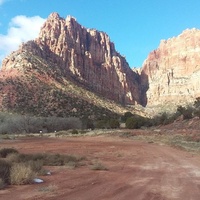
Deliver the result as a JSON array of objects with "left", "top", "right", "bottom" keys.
[
  {"left": 2, "top": 12, "right": 200, "bottom": 116},
  {"left": 37, "top": 13, "right": 143, "bottom": 105},
  {"left": 141, "top": 28, "right": 200, "bottom": 107},
  {"left": 1, "top": 12, "right": 142, "bottom": 106},
  {"left": 0, "top": 12, "right": 144, "bottom": 117}
]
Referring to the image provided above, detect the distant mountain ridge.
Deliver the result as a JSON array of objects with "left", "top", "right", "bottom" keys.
[{"left": 1, "top": 12, "right": 200, "bottom": 116}]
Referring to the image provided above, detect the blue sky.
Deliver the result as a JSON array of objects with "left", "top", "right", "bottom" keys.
[{"left": 1, "top": 0, "right": 200, "bottom": 67}]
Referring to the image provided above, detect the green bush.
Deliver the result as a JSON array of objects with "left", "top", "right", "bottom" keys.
[
  {"left": 95, "top": 118, "right": 120, "bottom": 129},
  {"left": 177, "top": 105, "right": 194, "bottom": 120},
  {"left": 125, "top": 115, "right": 147, "bottom": 129},
  {"left": 95, "top": 119, "right": 108, "bottom": 129},
  {"left": 126, "top": 117, "right": 138, "bottom": 129},
  {"left": 71, "top": 129, "right": 79, "bottom": 134},
  {"left": 121, "top": 112, "right": 133, "bottom": 123},
  {"left": 108, "top": 119, "right": 120, "bottom": 129},
  {"left": 150, "top": 112, "right": 174, "bottom": 126}
]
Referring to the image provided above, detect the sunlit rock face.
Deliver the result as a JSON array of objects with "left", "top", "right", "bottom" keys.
[
  {"left": 141, "top": 28, "right": 200, "bottom": 107},
  {"left": 1, "top": 13, "right": 143, "bottom": 106},
  {"left": 33, "top": 12, "right": 143, "bottom": 105},
  {"left": 2, "top": 12, "right": 200, "bottom": 114}
]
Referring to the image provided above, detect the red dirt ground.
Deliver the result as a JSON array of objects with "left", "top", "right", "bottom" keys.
[{"left": 1, "top": 134, "right": 200, "bottom": 200}]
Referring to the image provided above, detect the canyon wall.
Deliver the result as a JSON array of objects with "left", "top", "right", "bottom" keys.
[
  {"left": 2, "top": 12, "right": 200, "bottom": 115},
  {"left": 141, "top": 28, "right": 200, "bottom": 107}
]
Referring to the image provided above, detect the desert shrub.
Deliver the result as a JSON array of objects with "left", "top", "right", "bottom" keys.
[
  {"left": 45, "top": 117, "right": 82, "bottom": 132},
  {"left": 193, "top": 109, "right": 200, "bottom": 118},
  {"left": 177, "top": 105, "right": 194, "bottom": 120},
  {"left": 0, "top": 150, "right": 84, "bottom": 188},
  {"left": 6, "top": 153, "right": 21, "bottom": 163},
  {"left": 151, "top": 112, "right": 173, "bottom": 126},
  {"left": 10, "top": 163, "right": 36, "bottom": 185},
  {"left": 13, "top": 152, "right": 83, "bottom": 167},
  {"left": 108, "top": 119, "right": 120, "bottom": 129},
  {"left": 0, "top": 134, "right": 11, "bottom": 140},
  {"left": 193, "top": 98, "right": 200, "bottom": 118},
  {"left": 159, "top": 112, "right": 169, "bottom": 125},
  {"left": 194, "top": 97, "right": 200, "bottom": 108},
  {"left": 0, "top": 178, "right": 5, "bottom": 189},
  {"left": 0, "top": 112, "right": 82, "bottom": 134},
  {"left": 126, "top": 117, "right": 138, "bottom": 129},
  {"left": 0, "top": 148, "right": 19, "bottom": 158},
  {"left": 95, "top": 119, "right": 108, "bottom": 129},
  {"left": 90, "top": 162, "right": 108, "bottom": 170},
  {"left": 81, "top": 118, "right": 95, "bottom": 130},
  {"left": 86, "top": 121, "right": 95, "bottom": 130},
  {"left": 95, "top": 118, "right": 120, "bottom": 129},
  {"left": 125, "top": 115, "right": 147, "bottom": 129},
  {"left": 0, "top": 160, "right": 11, "bottom": 184},
  {"left": 16, "top": 153, "right": 46, "bottom": 164},
  {"left": 71, "top": 129, "right": 78, "bottom": 134},
  {"left": 43, "top": 154, "right": 83, "bottom": 166},
  {"left": 121, "top": 112, "right": 133, "bottom": 123},
  {"left": 43, "top": 154, "right": 64, "bottom": 166},
  {"left": 27, "top": 160, "right": 43, "bottom": 173}
]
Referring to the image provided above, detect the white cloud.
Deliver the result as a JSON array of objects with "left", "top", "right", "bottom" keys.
[
  {"left": 0, "top": 0, "right": 7, "bottom": 5},
  {"left": 0, "top": 0, "right": 4, "bottom": 5},
  {"left": 0, "top": 15, "right": 45, "bottom": 66}
]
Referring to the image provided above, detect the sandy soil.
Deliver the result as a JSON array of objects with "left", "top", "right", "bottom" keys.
[{"left": 1, "top": 134, "right": 200, "bottom": 200}]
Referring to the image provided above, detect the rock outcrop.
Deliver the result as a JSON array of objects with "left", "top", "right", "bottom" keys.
[
  {"left": 141, "top": 28, "right": 200, "bottom": 108},
  {"left": 0, "top": 12, "right": 145, "bottom": 117},
  {"left": 2, "top": 12, "right": 200, "bottom": 116},
  {"left": 2, "top": 12, "right": 143, "bottom": 106}
]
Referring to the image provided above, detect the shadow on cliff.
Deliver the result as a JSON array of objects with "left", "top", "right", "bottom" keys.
[{"left": 139, "top": 70, "right": 149, "bottom": 107}]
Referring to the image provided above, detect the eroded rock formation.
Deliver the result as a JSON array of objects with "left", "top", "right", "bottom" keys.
[
  {"left": 1, "top": 12, "right": 143, "bottom": 106},
  {"left": 141, "top": 28, "right": 200, "bottom": 107},
  {"left": 2, "top": 12, "right": 200, "bottom": 116}
]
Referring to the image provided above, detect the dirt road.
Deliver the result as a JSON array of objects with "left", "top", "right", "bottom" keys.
[{"left": 1, "top": 135, "right": 200, "bottom": 200}]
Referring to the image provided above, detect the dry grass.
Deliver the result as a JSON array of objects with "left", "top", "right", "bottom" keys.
[
  {"left": 10, "top": 163, "right": 36, "bottom": 185},
  {"left": 0, "top": 148, "right": 18, "bottom": 158},
  {"left": 0, "top": 147, "right": 86, "bottom": 189},
  {"left": 38, "top": 184, "right": 58, "bottom": 193},
  {"left": 129, "top": 132, "right": 200, "bottom": 153},
  {"left": 0, "top": 159, "right": 11, "bottom": 185},
  {"left": 90, "top": 161, "right": 108, "bottom": 171}
]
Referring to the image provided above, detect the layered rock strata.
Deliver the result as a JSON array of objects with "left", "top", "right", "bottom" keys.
[
  {"left": 141, "top": 28, "right": 200, "bottom": 107},
  {"left": 1, "top": 12, "right": 143, "bottom": 106}
]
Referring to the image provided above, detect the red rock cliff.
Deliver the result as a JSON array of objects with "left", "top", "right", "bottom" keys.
[
  {"left": 3, "top": 12, "right": 141, "bottom": 106},
  {"left": 141, "top": 28, "right": 200, "bottom": 107}
]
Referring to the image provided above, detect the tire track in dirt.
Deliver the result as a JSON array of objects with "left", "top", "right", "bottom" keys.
[{"left": 1, "top": 136, "right": 200, "bottom": 200}]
